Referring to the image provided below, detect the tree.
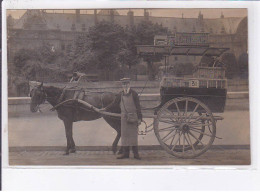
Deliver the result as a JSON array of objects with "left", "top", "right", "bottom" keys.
[
  {"left": 116, "top": 26, "right": 139, "bottom": 70},
  {"left": 69, "top": 33, "right": 95, "bottom": 73},
  {"left": 10, "top": 43, "right": 70, "bottom": 96},
  {"left": 221, "top": 53, "right": 238, "bottom": 79},
  {"left": 134, "top": 20, "right": 169, "bottom": 80},
  {"left": 238, "top": 53, "right": 248, "bottom": 79},
  {"left": 135, "top": 21, "right": 169, "bottom": 45},
  {"left": 69, "top": 20, "right": 169, "bottom": 80},
  {"left": 85, "top": 21, "right": 130, "bottom": 80},
  {"left": 13, "top": 48, "right": 38, "bottom": 70},
  {"left": 38, "top": 42, "right": 58, "bottom": 63}
]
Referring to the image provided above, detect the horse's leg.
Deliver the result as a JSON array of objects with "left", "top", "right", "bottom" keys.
[
  {"left": 103, "top": 116, "right": 122, "bottom": 154},
  {"left": 112, "top": 130, "right": 121, "bottom": 154},
  {"left": 69, "top": 123, "right": 76, "bottom": 153},
  {"left": 63, "top": 120, "right": 74, "bottom": 155}
]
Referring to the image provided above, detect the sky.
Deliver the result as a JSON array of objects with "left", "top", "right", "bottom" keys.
[{"left": 7, "top": 8, "right": 247, "bottom": 19}]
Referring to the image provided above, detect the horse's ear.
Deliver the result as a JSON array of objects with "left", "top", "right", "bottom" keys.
[{"left": 37, "top": 82, "right": 44, "bottom": 90}]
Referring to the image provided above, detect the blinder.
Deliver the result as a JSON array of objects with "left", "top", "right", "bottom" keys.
[{"left": 30, "top": 86, "right": 47, "bottom": 105}]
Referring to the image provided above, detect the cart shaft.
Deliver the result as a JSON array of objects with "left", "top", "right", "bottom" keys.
[{"left": 52, "top": 99, "right": 223, "bottom": 121}]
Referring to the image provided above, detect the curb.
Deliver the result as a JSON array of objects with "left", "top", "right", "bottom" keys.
[{"left": 9, "top": 145, "right": 250, "bottom": 152}]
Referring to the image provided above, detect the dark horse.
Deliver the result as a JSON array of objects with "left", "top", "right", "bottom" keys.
[{"left": 30, "top": 83, "right": 121, "bottom": 155}]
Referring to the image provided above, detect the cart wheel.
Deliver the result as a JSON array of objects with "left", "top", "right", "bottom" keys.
[{"left": 154, "top": 97, "right": 216, "bottom": 159}]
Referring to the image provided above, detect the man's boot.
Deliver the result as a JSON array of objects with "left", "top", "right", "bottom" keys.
[
  {"left": 117, "top": 146, "right": 129, "bottom": 159},
  {"left": 132, "top": 146, "right": 141, "bottom": 160}
]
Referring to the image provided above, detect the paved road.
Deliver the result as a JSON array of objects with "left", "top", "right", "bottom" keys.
[
  {"left": 8, "top": 110, "right": 250, "bottom": 147},
  {"left": 9, "top": 149, "right": 250, "bottom": 166},
  {"left": 7, "top": 98, "right": 250, "bottom": 165}
]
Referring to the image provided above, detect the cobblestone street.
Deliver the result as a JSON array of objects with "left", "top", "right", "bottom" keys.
[{"left": 9, "top": 149, "right": 250, "bottom": 166}]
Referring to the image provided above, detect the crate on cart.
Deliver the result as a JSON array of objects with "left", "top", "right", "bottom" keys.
[{"left": 193, "top": 67, "right": 226, "bottom": 79}]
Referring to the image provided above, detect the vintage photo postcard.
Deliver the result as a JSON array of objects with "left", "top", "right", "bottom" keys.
[{"left": 5, "top": 7, "right": 250, "bottom": 166}]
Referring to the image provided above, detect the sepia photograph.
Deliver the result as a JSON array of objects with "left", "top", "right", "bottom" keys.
[{"left": 6, "top": 8, "right": 250, "bottom": 166}]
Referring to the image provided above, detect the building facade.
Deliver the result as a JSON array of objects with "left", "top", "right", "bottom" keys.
[{"left": 8, "top": 9, "right": 247, "bottom": 61}]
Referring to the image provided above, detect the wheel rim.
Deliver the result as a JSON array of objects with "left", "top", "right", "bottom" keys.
[{"left": 154, "top": 97, "right": 216, "bottom": 159}]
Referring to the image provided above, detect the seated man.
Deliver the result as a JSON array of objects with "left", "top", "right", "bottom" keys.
[
  {"left": 70, "top": 72, "right": 80, "bottom": 83},
  {"left": 58, "top": 72, "right": 83, "bottom": 103}
]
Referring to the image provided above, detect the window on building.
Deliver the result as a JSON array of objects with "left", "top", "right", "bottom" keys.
[
  {"left": 66, "top": 44, "right": 72, "bottom": 52},
  {"left": 61, "top": 44, "right": 65, "bottom": 50}
]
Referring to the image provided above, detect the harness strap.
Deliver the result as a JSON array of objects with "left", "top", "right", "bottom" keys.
[
  {"left": 73, "top": 88, "right": 85, "bottom": 100},
  {"left": 58, "top": 86, "right": 67, "bottom": 103},
  {"left": 101, "top": 93, "right": 105, "bottom": 108}
]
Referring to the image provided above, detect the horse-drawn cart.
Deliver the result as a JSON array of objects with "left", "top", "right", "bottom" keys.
[{"left": 30, "top": 33, "right": 230, "bottom": 159}]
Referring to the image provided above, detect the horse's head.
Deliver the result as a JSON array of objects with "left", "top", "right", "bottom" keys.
[{"left": 30, "top": 82, "right": 46, "bottom": 112}]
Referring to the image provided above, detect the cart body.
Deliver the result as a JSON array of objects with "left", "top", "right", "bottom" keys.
[
  {"left": 134, "top": 33, "right": 230, "bottom": 158},
  {"left": 160, "top": 66, "right": 227, "bottom": 113}
]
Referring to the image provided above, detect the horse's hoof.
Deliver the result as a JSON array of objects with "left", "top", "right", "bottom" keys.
[
  {"left": 112, "top": 149, "right": 117, "bottom": 154},
  {"left": 63, "top": 152, "right": 69, "bottom": 155},
  {"left": 70, "top": 148, "right": 76, "bottom": 153},
  {"left": 117, "top": 151, "right": 123, "bottom": 155},
  {"left": 112, "top": 146, "right": 117, "bottom": 154}
]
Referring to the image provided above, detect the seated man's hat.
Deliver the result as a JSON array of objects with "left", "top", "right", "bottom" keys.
[{"left": 120, "top": 77, "right": 131, "bottom": 83}]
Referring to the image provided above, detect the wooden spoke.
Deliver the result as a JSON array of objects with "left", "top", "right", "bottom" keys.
[
  {"left": 169, "top": 130, "right": 178, "bottom": 147},
  {"left": 178, "top": 131, "right": 181, "bottom": 145},
  {"left": 190, "top": 126, "right": 213, "bottom": 133},
  {"left": 158, "top": 119, "right": 176, "bottom": 125},
  {"left": 161, "top": 130, "right": 175, "bottom": 141},
  {"left": 187, "top": 104, "right": 200, "bottom": 122},
  {"left": 189, "top": 122, "right": 213, "bottom": 128},
  {"left": 189, "top": 126, "right": 204, "bottom": 131},
  {"left": 187, "top": 121, "right": 204, "bottom": 126},
  {"left": 158, "top": 125, "right": 177, "bottom": 132},
  {"left": 182, "top": 132, "right": 185, "bottom": 153},
  {"left": 175, "top": 102, "right": 181, "bottom": 122},
  {"left": 184, "top": 100, "right": 188, "bottom": 122},
  {"left": 190, "top": 128, "right": 215, "bottom": 138},
  {"left": 189, "top": 114, "right": 204, "bottom": 124},
  {"left": 163, "top": 130, "right": 178, "bottom": 142},
  {"left": 187, "top": 133, "right": 196, "bottom": 153},
  {"left": 188, "top": 131, "right": 205, "bottom": 146},
  {"left": 171, "top": 132, "right": 183, "bottom": 151},
  {"left": 159, "top": 116, "right": 179, "bottom": 123},
  {"left": 164, "top": 109, "right": 177, "bottom": 122}
]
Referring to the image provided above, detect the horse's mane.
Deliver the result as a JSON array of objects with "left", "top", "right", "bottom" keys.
[{"left": 43, "top": 85, "right": 63, "bottom": 97}]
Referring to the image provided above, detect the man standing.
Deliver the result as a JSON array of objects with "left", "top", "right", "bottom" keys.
[{"left": 103, "top": 78, "right": 142, "bottom": 160}]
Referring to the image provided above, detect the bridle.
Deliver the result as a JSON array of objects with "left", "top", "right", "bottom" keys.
[
  {"left": 30, "top": 86, "right": 47, "bottom": 112},
  {"left": 30, "top": 85, "right": 66, "bottom": 112}
]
